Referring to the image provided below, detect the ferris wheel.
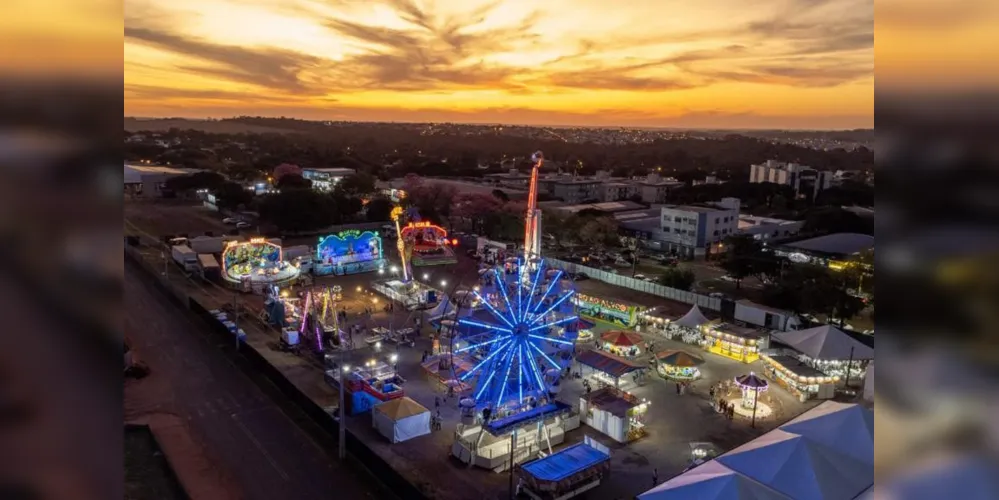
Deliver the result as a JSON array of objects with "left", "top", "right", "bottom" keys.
[{"left": 451, "top": 257, "right": 578, "bottom": 412}]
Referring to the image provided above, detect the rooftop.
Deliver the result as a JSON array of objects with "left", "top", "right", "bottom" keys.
[
  {"left": 555, "top": 201, "right": 647, "bottom": 214},
  {"left": 124, "top": 164, "right": 201, "bottom": 175},
  {"left": 580, "top": 386, "right": 642, "bottom": 417},
  {"left": 782, "top": 232, "right": 874, "bottom": 256},
  {"left": 664, "top": 204, "right": 731, "bottom": 214},
  {"left": 302, "top": 167, "right": 355, "bottom": 174}
]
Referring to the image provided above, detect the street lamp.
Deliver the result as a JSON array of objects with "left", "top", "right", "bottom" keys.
[
  {"left": 423, "top": 273, "right": 430, "bottom": 280},
  {"left": 391, "top": 265, "right": 399, "bottom": 273},
  {"left": 338, "top": 364, "right": 350, "bottom": 460},
  {"left": 440, "top": 280, "right": 447, "bottom": 287}
]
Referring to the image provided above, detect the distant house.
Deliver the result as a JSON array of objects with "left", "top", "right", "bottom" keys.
[{"left": 123, "top": 163, "right": 202, "bottom": 198}]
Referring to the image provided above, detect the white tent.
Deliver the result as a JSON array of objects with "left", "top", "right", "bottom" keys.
[
  {"left": 372, "top": 397, "right": 431, "bottom": 444},
  {"left": 673, "top": 304, "right": 710, "bottom": 330},
  {"left": 716, "top": 429, "right": 873, "bottom": 500},
  {"left": 639, "top": 461, "right": 791, "bottom": 500},
  {"left": 778, "top": 401, "right": 874, "bottom": 468},
  {"left": 638, "top": 402, "right": 874, "bottom": 500},
  {"left": 773, "top": 325, "right": 874, "bottom": 361}
]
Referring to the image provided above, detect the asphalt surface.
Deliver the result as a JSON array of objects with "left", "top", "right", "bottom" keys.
[{"left": 125, "top": 265, "right": 381, "bottom": 500}]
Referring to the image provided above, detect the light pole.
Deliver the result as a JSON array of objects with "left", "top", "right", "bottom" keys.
[{"left": 339, "top": 363, "right": 348, "bottom": 460}]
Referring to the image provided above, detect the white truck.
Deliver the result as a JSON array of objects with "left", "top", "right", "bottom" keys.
[
  {"left": 189, "top": 235, "right": 230, "bottom": 255},
  {"left": 171, "top": 245, "right": 199, "bottom": 272},
  {"left": 197, "top": 254, "right": 221, "bottom": 282}
]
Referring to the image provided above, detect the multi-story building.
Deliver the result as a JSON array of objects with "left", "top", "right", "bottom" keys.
[
  {"left": 552, "top": 179, "right": 602, "bottom": 204},
  {"left": 656, "top": 198, "right": 740, "bottom": 258},
  {"left": 301, "top": 167, "right": 355, "bottom": 192},
  {"left": 637, "top": 174, "right": 685, "bottom": 204},
  {"left": 603, "top": 182, "right": 640, "bottom": 202},
  {"left": 749, "top": 160, "right": 831, "bottom": 199}
]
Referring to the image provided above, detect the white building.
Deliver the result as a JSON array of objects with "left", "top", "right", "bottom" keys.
[
  {"left": 737, "top": 215, "right": 804, "bottom": 242},
  {"left": 657, "top": 197, "right": 740, "bottom": 258},
  {"left": 123, "top": 164, "right": 202, "bottom": 198},
  {"left": 750, "top": 160, "right": 832, "bottom": 199},
  {"left": 301, "top": 167, "right": 355, "bottom": 191}
]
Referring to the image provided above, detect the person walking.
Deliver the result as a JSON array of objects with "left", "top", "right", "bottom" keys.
[
  {"left": 652, "top": 468, "right": 659, "bottom": 487},
  {"left": 675, "top": 382, "right": 681, "bottom": 395}
]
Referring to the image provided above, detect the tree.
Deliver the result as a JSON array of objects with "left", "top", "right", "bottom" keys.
[
  {"left": 329, "top": 190, "right": 363, "bottom": 221},
  {"left": 452, "top": 192, "right": 503, "bottom": 233},
  {"left": 802, "top": 207, "right": 873, "bottom": 235},
  {"left": 213, "top": 182, "right": 253, "bottom": 212},
  {"left": 276, "top": 173, "right": 312, "bottom": 190},
  {"left": 272, "top": 163, "right": 302, "bottom": 181},
  {"left": 259, "top": 190, "right": 335, "bottom": 233},
  {"left": 719, "top": 234, "right": 763, "bottom": 289},
  {"left": 492, "top": 189, "right": 510, "bottom": 203},
  {"left": 658, "top": 267, "right": 696, "bottom": 291},
  {"left": 578, "top": 217, "right": 619, "bottom": 250},
  {"left": 365, "top": 197, "right": 393, "bottom": 222},
  {"left": 338, "top": 171, "right": 377, "bottom": 196}
]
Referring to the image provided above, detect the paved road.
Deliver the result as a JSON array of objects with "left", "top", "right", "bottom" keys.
[{"left": 125, "top": 265, "right": 382, "bottom": 500}]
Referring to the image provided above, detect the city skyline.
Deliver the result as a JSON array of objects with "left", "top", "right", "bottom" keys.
[{"left": 124, "top": 0, "right": 874, "bottom": 129}]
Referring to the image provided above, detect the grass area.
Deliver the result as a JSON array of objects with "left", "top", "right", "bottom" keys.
[{"left": 125, "top": 425, "right": 188, "bottom": 500}]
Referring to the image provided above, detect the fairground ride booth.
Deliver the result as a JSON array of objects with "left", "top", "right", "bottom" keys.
[
  {"left": 572, "top": 293, "right": 643, "bottom": 328},
  {"left": 765, "top": 325, "right": 874, "bottom": 402},
  {"left": 599, "top": 330, "right": 644, "bottom": 358},
  {"left": 580, "top": 386, "right": 650, "bottom": 443},
  {"left": 402, "top": 221, "right": 458, "bottom": 266},
  {"left": 372, "top": 397, "right": 431, "bottom": 444},
  {"left": 701, "top": 323, "right": 764, "bottom": 364},
  {"left": 221, "top": 238, "right": 300, "bottom": 294},
  {"left": 516, "top": 437, "right": 611, "bottom": 500},
  {"left": 313, "top": 229, "right": 385, "bottom": 276},
  {"left": 574, "top": 349, "right": 646, "bottom": 391}
]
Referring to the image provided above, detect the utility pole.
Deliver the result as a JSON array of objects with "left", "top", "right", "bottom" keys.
[
  {"left": 332, "top": 294, "right": 347, "bottom": 460},
  {"left": 508, "top": 429, "right": 518, "bottom": 499},
  {"left": 843, "top": 346, "right": 855, "bottom": 389},
  {"left": 751, "top": 390, "right": 759, "bottom": 428}
]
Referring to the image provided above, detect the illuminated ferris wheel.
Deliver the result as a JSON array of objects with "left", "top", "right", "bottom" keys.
[{"left": 453, "top": 258, "right": 578, "bottom": 411}]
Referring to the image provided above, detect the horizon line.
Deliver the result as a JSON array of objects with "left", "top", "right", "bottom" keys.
[{"left": 124, "top": 116, "right": 873, "bottom": 133}]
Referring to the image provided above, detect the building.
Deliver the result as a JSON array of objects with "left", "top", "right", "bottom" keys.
[
  {"left": 737, "top": 215, "right": 804, "bottom": 242},
  {"left": 656, "top": 198, "right": 740, "bottom": 258},
  {"left": 636, "top": 174, "right": 685, "bottom": 204},
  {"left": 301, "top": 167, "right": 355, "bottom": 191},
  {"left": 603, "top": 182, "right": 640, "bottom": 202},
  {"left": 484, "top": 170, "right": 532, "bottom": 188},
  {"left": 549, "top": 201, "right": 648, "bottom": 216},
  {"left": 123, "top": 164, "right": 202, "bottom": 198},
  {"left": 552, "top": 179, "right": 603, "bottom": 203},
  {"left": 750, "top": 160, "right": 832, "bottom": 199},
  {"left": 772, "top": 232, "right": 874, "bottom": 269}
]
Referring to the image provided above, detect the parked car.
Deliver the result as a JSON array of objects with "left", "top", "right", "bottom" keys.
[
  {"left": 222, "top": 217, "right": 238, "bottom": 224},
  {"left": 719, "top": 275, "right": 737, "bottom": 282},
  {"left": 573, "top": 272, "right": 590, "bottom": 281},
  {"left": 709, "top": 292, "right": 727, "bottom": 299},
  {"left": 235, "top": 221, "right": 252, "bottom": 229},
  {"left": 633, "top": 273, "right": 648, "bottom": 281}
]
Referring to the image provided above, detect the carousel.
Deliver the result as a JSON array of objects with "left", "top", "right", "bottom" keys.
[
  {"left": 654, "top": 350, "right": 705, "bottom": 381},
  {"left": 730, "top": 372, "right": 773, "bottom": 422},
  {"left": 569, "top": 319, "right": 597, "bottom": 343},
  {"left": 599, "top": 330, "right": 644, "bottom": 357}
]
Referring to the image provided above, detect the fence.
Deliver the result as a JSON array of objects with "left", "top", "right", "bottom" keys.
[{"left": 545, "top": 258, "right": 722, "bottom": 311}]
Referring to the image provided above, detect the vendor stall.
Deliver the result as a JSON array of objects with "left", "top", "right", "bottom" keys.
[
  {"left": 569, "top": 319, "right": 597, "bottom": 343},
  {"left": 574, "top": 350, "right": 645, "bottom": 390},
  {"left": 772, "top": 325, "right": 874, "bottom": 385},
  {"left": 517, "top": 441, "right": 611, "bottom": 500},
  {"left": 761, "top": 354, "right": 838, "bottom": 401},
  {"left": 372, "top": 397, "right": 431, "bottom": 444},
  {"left": 702, "top": 323, "right": 762, "bottom": 363},
  {"left": 654, "top": 350, "right": 705, "bottom": 381},
  {"left": 599, "top": 330, "right": 644, "bottom": 357},
  {"left": 580, "top": 387, "right": 650, "bottom": 443}
]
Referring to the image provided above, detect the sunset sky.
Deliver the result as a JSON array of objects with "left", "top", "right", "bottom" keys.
[{"left": 124, "top": 0, "right": 874, "bottom": 129}]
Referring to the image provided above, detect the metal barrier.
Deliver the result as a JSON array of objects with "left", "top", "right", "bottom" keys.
[{"left": 545, "top": 258, "right": 723, "bottom": 311}]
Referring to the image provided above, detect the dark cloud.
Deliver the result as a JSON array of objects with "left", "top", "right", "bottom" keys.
[
  {"left": 323, "top": 1, "right": 539, "bottom": 91},
  {"left": 124, "top": 25, "right": 326, "bottom": 93},
  {"left": 124, "top": 84, "right": 313, "bottom": 103}
]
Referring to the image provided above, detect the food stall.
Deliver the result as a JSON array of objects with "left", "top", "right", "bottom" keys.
[
  {"left": 579, "top": 387, "right": 650, "bottom": 443},
  {"left": 702, "top": 323, "right": 762, "bottom": 363},
  {"left": 574, "top": 350, "right": 645, "bottom": 390},
  {"left": 761, "top": 354, "right": 838, "bottom": 401}
]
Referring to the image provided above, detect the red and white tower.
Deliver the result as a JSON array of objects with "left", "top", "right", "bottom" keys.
[{"left": 523, "top": 151, "right": 544, "bottom": 262}]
